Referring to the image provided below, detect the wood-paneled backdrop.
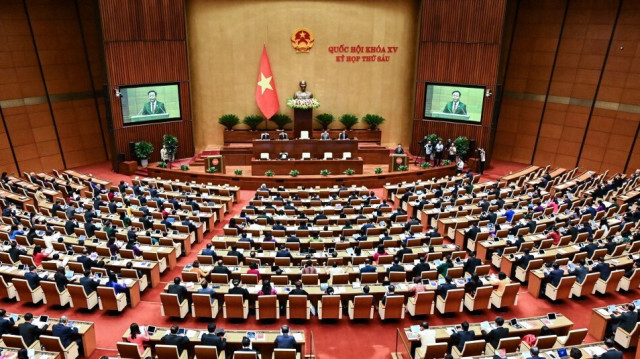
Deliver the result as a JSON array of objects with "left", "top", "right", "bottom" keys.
[
  {"left": 411, "top": 0, "right": 509, "bottom": 157},
  {"left": 0, "top": 0, "right": 108, "bottom": 174},
  {"left": 99, "top": 0, "right": 194, "bottom": 166},
  {"left": 494, "top": 0, "right": 640, "bottom": 173},
  {"left": 187, "top": 0, "right": 419, "bottom": 151}
]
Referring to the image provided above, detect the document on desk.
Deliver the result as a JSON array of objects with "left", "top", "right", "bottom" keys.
[{"left": 596, "top": 308, "right": 609, "bottom": 316}]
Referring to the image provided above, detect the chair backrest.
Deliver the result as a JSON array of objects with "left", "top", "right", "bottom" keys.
[
  {"left": 321, "top": 295, "right": 341, "bottom": 318},
  {"left": 562, "top": 328, "right": 588, "bottom": 346},
  {"left": 389, "top": 271, "right": 406, "bottom": 283},
  {"left": 497, "top": 283, "right": 520, "bottom": 307},
  {"left": 301, "top": 274, "right": 318, "bottom": 285},
  {"left": 194, "top": 345, "right": 219, "bottom": 359},
  {"left": 97, "top": 286, "right": 120, "bottom": 310},
  {"left": 2, "top": 334, "right": 28, "bottom": 349},
  {"left": 288, "top": 295, "right": 309, "bottom": 319},
  {"left": 360, "top": 272, "right": 378, "bottom": 284},
  {"left": 39, "top": 335, "right": 64, "bottom": 353},
  {"left": 421, "top": 342, "right": 448, "bottom": 359},
  {"left": 553, "top": 276, "right": 576, "bottom": 299},
  {"left": 274, "top": 348, "right": 297, "bottom": 359},
  {"left": 192, "top": 294, "right": 215, "bottom": 317},
  {"left": 331, "top": 273, "right": 349, "bottom": 285},
  {"left": 257, "top": 295, "right": 278, "bottom": 319},
  {"left": 443, "top": 289, "right": 464, "bottom": 312},
  {"left": 352, "top": 295, "right": 373, "bottom": 318},
  {"left": 446, "top": 267, "right": 463, "bottom": 278},
  {"left": 496, "top": 337, "right": 521, "bottom": 352},
  {"left": 474, "top": 265, "right": 490, "bottom": 276},
  {"left": 13, "top": 279, "right": 35, "bottom": 299},
  {"left": 578, "top": 272, "right": 600, "bottom": 294},
  {"left": 526, "top": 259, "right": 544, "bottom": 271},
  {"left": 381, "top": 295, "right": 404, "bottom": 318},
  {"left": 41, "top": 281, "right": 64, "bottom": 305},
  {"left": 603, "top": 270, "right": 625, "bottom": 292},
  {"left": 534, "top": 335, "right": 558, "bottom": 349},
  {"left": 469, "top": 286, "right": 492, "bottom": 309},
  {"left": 156, "top": 344, "right": 181, "bottom": 359},
  {"left": 460, "top": 340, "right": 485, "bottom": 355},
  {"left": 211, "top": 273, "right": 229, "bottom": 284},
  {"left": 224, "top": 294, "right": 246, "bottom": 318},
  {"left": 240, "top": 274, "right": 259, "bottom": 284},
  {"left": 233, "top": 352, "right": 258, "bottom": 359},
  {"left": 117, "top": 342, "right": 142, "bottom": 359}
]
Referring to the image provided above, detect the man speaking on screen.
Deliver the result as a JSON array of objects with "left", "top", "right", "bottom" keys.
[
  {"left": 140, "top": 90, "right": 166, "bottom": 115},
  {"left": 442, "top": 90, "right": 467, "bottom": 115}
]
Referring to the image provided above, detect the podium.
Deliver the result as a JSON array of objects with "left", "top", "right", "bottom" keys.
[
  {"left": 389, "top": 154, "right": 408, "bottom": 172},
  {"left": 429, "top": 112, "right": 471, "bottom": 121},
  {"left": 204, "top": 155, "right": 224, "bottom": 173},
  {"left": 293, "top": 109, "right": 313, "bottom": 140},
  {"left": 130, "top": 113, "right": 170, "bottom": 123}
]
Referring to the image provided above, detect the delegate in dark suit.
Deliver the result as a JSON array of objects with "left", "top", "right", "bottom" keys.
[
  {"left": 201, "top": 333, "right": 226, "bottom": 352},
  {"left": 545, "top": 269, "right": 565, "bottom": 287},
  {"left": 24, "top": 271, "right": 42, "bottom": 290},
  {"left": 167, "top": 284, "right": 189, "bottom": 303},
  {"left": 18, "top": 321, "right": 48, "bottom": 347},
  {"left": 593, "top": 262, "right": 612, "bottom": 280},
  {"left": 141, "top": 100, "right": 166, "bottom": 115},
  {"left": 484, "top": 327, "right": 510, "bottom": 349},
  {"left": 160, "top": 333, "right": 189, "bottom": 354},
  {"left": 569, "top": 266, "right": 589, "bottom": 283},
  {"left": 52, "top": 323, "right": 79, "bottom": 348},
  {"left": 80, "top": 276, "right": 99, "bottom": 295},
  {"left": 436, "top": 282, "right": 456, "bottom": 299},
  {"left": 595, "top": 349, "right": 623, "bottom": 359},
  {"left": 463, "top": 257, "right": 482, "bottom": 275},
  {"left": 274, "top": 334, "right": 297, "bottom": 349},
  {"left": 611, "top": 310, "right": 638, "bottom": 333},
  {"left": 451, "top": 329, "right": 475, "bottom": 351},
  {"left": 0, "top": 316, "right": 15, "bottom": 335},
  {"left": 442, "top": 101, "right": 467, "bottom": 115}
]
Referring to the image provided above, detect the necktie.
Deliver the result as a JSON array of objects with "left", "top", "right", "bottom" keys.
[
  {"left": 152, "top": 103, "right": 155, "bottom": 113},
  {"left": 453, "top": 102, "right": 457, "bottom": 113}
]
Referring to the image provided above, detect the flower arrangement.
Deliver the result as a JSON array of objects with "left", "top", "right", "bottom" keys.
[
  {"left": 157, "top": 161, "right": 167, "bottom": 168},
  {"left": 443, "top": 160, "right": 451, "bottom": 166},
  {"left": 286, "top": 98, "right": 320, "bottom": 109},
  {"left": 320, "top": 169, "right": 331, "bottom": 176},
  {"left": 344, "top": 168, "right": 355, "bottom": 175},
  {"left": 374, "top": 167, "right": 383, "bottom": 174},
  {"left": 398, "top": 165, "right": 409, "bottom": 171},
  {"left": 206, "top": 166, "right": 217, "bottom": 173},
  {"left": 421, "top": 162, "right": 432, "bottom": 169},
  {"left": 265, "top": 170, "right": 275, "bottom": 177},
  {"left": 234, "top": 169, "right": 243, "bottom": 175},
  {"left": 180, "top": 164, "right": 190, "bottom": 171},
  {"left": 289, "top": 169, "right": 300, "bottom": 177}
]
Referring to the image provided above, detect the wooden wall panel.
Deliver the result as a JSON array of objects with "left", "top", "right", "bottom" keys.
[
  {"left": 411, "top": 0, "right": 508, "bottom": 157},
  {"left": 100, "top": 0, "right": 194, "bottom": 167}
]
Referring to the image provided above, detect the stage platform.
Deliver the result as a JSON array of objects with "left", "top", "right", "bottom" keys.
[{"left": 147, "top": 162, "right": 457, "bottom": 190}]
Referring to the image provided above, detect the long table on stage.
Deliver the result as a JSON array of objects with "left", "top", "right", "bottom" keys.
[
  {"left": 251, "top": 157, "right": 364, "bottom": 175},
  {"left": 252, "top": 138, "right": 358, "bottom": 158}
]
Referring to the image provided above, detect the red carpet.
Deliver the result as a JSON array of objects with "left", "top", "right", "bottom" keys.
[{"left": 4, "top": 160, "right": 634, "bottom": 358}]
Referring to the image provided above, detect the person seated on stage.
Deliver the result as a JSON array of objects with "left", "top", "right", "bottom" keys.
[
  {"left": 260, "top": 132, "right": 270, "bottom": 140},
  {"left": 279, "top": 151, "right": 289, "bottom": 160},
  {"left": 278, "top": 131, "right": 288, "bottom": 140},
  {"left": 338, "top": 130, "right": 349, "bottom": 140},
  {"left": 320, "top": 130, "right": 331, "bottom": 140},
  {"left": 394, "top": 144, "right": 405, "bottom": 154}
]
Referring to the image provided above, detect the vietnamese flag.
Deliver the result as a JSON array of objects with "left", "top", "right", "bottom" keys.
[{"left": 255, "top": 45, "right": 279, "bottom": 120}]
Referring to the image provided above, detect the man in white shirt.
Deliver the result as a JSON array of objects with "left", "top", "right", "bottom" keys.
[
  {"left": 478, "top": 148, "right": 486, "bottom": 174},
  {"left": 456, "top": 158, "right": 464, "bottom": 174},
  {"left": 415, "top": 321, "right": 436, "bottom": 357}
]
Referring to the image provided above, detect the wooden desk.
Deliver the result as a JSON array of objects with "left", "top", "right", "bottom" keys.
[
  {"left": 500, "top": 166, "right": 539, "bottom": 183},
  {"left": 252, "top": 138, "right": 357, "bottom": 159},
  {"left": 123, "top": 327, "right": 305, "bottom": 359},
  {"left": 251, "top": 158, "right": 364, "bottom": 175},
  {"left": 0, "top": 345, "right": 61, "bottom": 359},
  {"left": 0, "top": 189, "right": 35, "bottom": 210}
]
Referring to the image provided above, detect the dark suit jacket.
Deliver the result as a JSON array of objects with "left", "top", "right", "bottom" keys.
[
  {"left": 0, "top": 317, "right": 15, "bottom": 335},
  {"left": 167, "top": 284, "right": 188, "bottom": 303},
  {"left": 484, "top": 326, "right": 509, "bottom": 349},
  {"left": 463, "top": 257, "right": 482, "bottom": 275},
  {"left": 596, "top": 349, "right": 623, "bottom": 359},
  {"left": 24, "top": 272, "right": 42, "bottom": 290},
  {"left": 569, "top": 266, "right": 589, "bottom": 283},
  {"left": 200, "top": 333, "right": 226, "bottom": 351},
  {"left": 52, "top": 323, "right": 78, "bottom": 347},
  {"left": 443, "top": 101, "right": 467, "bottom": 115},
  {"left": 451, "top": 330, "right": 475, "bottom": 351},
  {"left": 274, "top": 334, "right": 297, "bottom": 349},
  {"left": 611, "top": 310, "right": 639, "bottom": 333},
  {"left": 517, "top": 254, "right": 535, "bottom": 269},
  {"left": 18, "top": 322, "right": 48, "bottom": 346},
  {"left": 229, "top": 286, "right": 250, "bottom": 300},
  {"left": 582, "top": 243, "right": 599, "bottom": 258},
  {"left": 54, "top": 272, "right": 70, "bottom": 292},
  {"left": 160, "top": 333, "right": 190, "bottom": 354},
  {"left": 8, "top": 247, "right": 27, "bottom": 263},
  {"left": 545, "top": 269, "right": 564, "bottom": 287},
  {"left": 64, "top": 221, "right": 78, "bottom": 235},
  {"left": 141, "top": 101, "right": 166, "bottom": 115},
  {"left": 593, "top": 262, "right": 612, "bottom": 280},
  {"left": 79, "top": 276, "right": 99, "bottom": 294},
  {"left": 436, "top": 283, "right": 457, "bottom": 299}
]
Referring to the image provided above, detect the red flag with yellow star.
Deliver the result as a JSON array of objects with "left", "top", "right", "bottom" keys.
[{"left": 255, "top": 46, "right": 279, "bottom": 120}]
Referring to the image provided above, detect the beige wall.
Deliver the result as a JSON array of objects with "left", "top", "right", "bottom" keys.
[{"left": 187, "top": 0, "right": 419, "bottom": 151}]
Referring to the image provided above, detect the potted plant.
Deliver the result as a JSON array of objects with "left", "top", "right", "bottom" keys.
[
  {"left": 315, "top": 113, "right": 335, "bottom": 130},
  {"left": 343, "top": 168, "right": 355, "bottom": 175},
  {"left": 134, "top": 141, "right": 153, "bottom": 167},
  {"left": 265, "top": 170, "right": 275, "bottom": 177},
  {"left": 421, "top": 162, "right": 432, "bottom": 169},
  {"left": 180, "top": 164, "right": 190, "bottom": 171},
  {"left": 374, "top": 167, "right": 383, "bottom": 174},
  {"left": 339, "top": 114, "right": 359, "bottom": 130},
  {"left": 398, "top": 165, "right": 409, "bottom": 171},
  {"left": 426, "top": 133, "right": 442, "bottom": 145},
  {"left": 234, "top": 169, "right": 243, "bottom": 175},
  {"left": 453, "top": 136, "right": 470, "bottom": 158},
  {"left": 320, "top": 169, "right": 331, "bottom": 176},
  {"left": 243, "top": 115, "right": 265, "bottom": 131},
  {"left": 218, "top": 114, "right": 240, "bottom": 130},
  {"left": 206, "top": 166, "right": 217, "bottom": 173},
  {"left": 289, "top": 169, "right": 299, "bottom": 177},
  {"left": 271, "top": 114, "right": 292, "bottom": 130},
  {"left": 362, "top": 114, "right": 385, "bottom": 130},
  {"left": 157, "top": 161, "right": 167, "bottom": 168},
  {"left": 443, "top": 159, "right": 451, "bottom": 166},
  {"left": 162, "top": 134, "right": 178, "bottom": 162}
]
